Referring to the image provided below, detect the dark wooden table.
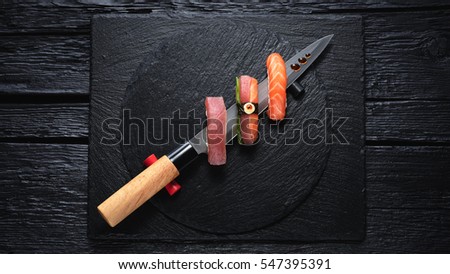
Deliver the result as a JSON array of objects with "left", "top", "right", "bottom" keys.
[{"left": 1, "top": 1, "right": 449, "bottom": 253}]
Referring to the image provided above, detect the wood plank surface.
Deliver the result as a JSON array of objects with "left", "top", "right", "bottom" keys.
[
  {"left": 1, "top": 2, "right": 449, "bottom": 253},
  {"left": 366, "top": 146, "right": 450, "bottom": 209},
  {"left": 365, "top": 11, "right": 450, "bottom": 100},
  {"left": 0, "top": 143, "right": 88, "bottom": 253},
  {"left": 366, "top": 101, "right": 450, "bottom": 143},
  {"left": 1, "top": 143, "right": 448, "bottom": 253},
  {"left": 0, "top": 35, "right": 90, "bottom": 95},
  {"left": 0, "top": 104, "right": 88, "bottom": 139},
  {"left": 2, "top": 1, "right": 449, "bottom": 34}
]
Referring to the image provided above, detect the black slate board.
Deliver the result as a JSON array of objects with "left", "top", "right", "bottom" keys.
[
  {"left": 121, "top": 22, "right": 330, "bottom": 234},
  {"left": 89, "top": 14, "right": 365, "bottom": 241}
]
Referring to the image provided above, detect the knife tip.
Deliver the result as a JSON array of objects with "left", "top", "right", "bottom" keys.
[{"left": 321, "top": 34, "right": 334, "bottom": 46}]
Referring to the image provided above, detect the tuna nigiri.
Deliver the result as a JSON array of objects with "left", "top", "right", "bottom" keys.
[
  {"left": 236, "top": 75, "right": 259, "bottom": 144},
  {"left": 266, "top": 53, "right": 287, "bottom": 121},
  {"left": 205, "top": 97, "right": 227, "bottom": 165}
]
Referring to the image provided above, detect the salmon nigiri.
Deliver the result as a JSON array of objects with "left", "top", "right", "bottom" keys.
[
  {"left": 266, "top": 53, "right": 287, "bottom": 121},
  {"left": 236, "top": 75, "right": 259, "bottom": 144}
]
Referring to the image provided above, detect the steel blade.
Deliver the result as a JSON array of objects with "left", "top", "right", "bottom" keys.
[{"left": 189, "top": 34, "right": 334, "bottom": 154}]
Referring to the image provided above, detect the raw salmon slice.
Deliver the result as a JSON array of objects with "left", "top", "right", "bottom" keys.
[
  {"left": 266, "top": 53, "right": 287, "bottom": 121},
  {"left": 236, "top": 75, "right": 259, "bottom": 144}
]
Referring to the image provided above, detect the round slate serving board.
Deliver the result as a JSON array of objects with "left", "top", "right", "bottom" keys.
[{"left": 121, "top": 21, "right": 330, "bottom": 234}]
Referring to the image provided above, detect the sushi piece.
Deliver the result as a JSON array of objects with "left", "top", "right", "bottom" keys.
[
  {"left": 266, "top": 53, "right": 287, "bottom": 121},
  {"left": 205, "top": 97, "right": 227, "bottom": 165},
  {"left": 236, "top": 75, "right": 259, "bottom": 144}
]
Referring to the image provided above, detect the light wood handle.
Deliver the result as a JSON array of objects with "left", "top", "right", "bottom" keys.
[{"left": 97, "top": 155, "right": 179, "bottom": 227}]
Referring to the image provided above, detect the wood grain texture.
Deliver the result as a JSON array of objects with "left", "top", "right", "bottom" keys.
[
  {"left": 366, "top": 100, "right": 450, "bottom": 142},
  {"left": 98, "top": 156, "right": 180, "bottom": 227},
  {"left": 1, "top": 1, "right": 449, "bottom": 253},
  {"left": 2, "top": 1, "right": 449, "bottom": 34},
  {"left": 0, "top": 35, "right": 90, "bottom": 95},
  {"left": 364, "top": 208, "right": 450, "bottom": 253},
  {"left": 365, "top": 11, "right": 450, "bottom": 100},
  {"left": 1, "top": 144, "right": 449, "bottom": 253},
  {"left": 366, "top": 146, "right": 450, "bottom": 209},
  {"left": 0, "top": 104, "right": 88, "bottom": 139},
  {"left": 0, "top": 143, "right": 89, "bottom": 253}
]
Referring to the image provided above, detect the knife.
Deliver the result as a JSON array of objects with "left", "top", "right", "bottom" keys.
[{"left": 97, "top": 34, "right": 334, "bottom": 227}]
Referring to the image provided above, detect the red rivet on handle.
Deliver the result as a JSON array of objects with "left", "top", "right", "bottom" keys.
[
  {"left": 143, "top": 154, "right": 181, "bottom": 196},
  {"left": 143, "top": 154, "right": 158, "bottom": 167}
]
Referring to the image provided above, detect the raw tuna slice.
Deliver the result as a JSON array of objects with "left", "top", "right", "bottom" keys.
[{"left": 205, "top": 97, "right": 227, "bottom": 165}]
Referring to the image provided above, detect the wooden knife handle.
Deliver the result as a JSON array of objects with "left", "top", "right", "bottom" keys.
[{"left": 97, "top": 155, "right": 179, "bottom": 227}]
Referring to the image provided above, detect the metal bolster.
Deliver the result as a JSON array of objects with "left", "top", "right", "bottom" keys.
[{"left": 167, "top": 142, "right": 199, "bottom": 170}]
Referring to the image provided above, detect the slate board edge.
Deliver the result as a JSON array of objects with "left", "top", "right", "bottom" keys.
[{"left": 88, "top": 14, "right": 365, "bottom": 242}]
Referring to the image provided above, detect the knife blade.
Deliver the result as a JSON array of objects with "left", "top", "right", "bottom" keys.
[
  {"left": 98, "top": 34, "right": 334, "bottom": 227},
  {"left": 171, "top": 34, "right": 334, "bottom": 168}
]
